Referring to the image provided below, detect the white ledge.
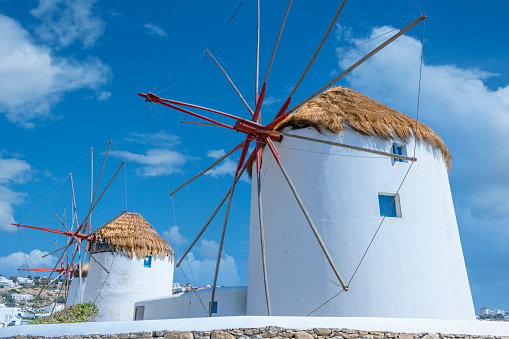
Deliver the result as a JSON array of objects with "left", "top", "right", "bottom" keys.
[{"left": 1, "top": 316, "right": 509, "bottom": 337}]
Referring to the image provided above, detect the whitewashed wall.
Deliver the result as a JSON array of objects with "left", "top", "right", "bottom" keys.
[
  {"left": 83, "top": 253, "right": 174, "bottom": 321},
  {"left": 135, "top": 286, "right": 247, "bottom": 320},
  {"left": 66, "top": 276, "right": 87, "bottom": 306},
  {"left": 247, "top": 127, "right": 475, "bottom": 320}
]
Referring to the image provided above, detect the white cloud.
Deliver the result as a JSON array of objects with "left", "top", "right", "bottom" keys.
[
  {"left": 174, "top": 239, "right": 240, "bottom": 287},
  {"left": 163, "top": 225, "right": 188, "bottom": 248},
  {"left": 0, "top": 157, "right": 33, "bottom": 232},
  {"left": 30, "top": 0, "right": 105, "bottom": 48},
  {"left": 207, "top": 158, "right": 237, "bottom": 178},
  {"left": 97, "top": 91, "right": 111, "bottom": 101},
  {"left": 144, "top": 23, "right": 167, "bottom": 38},
  {"left": 0, "top": 249, "right": 58, "bottom": 277},
  {"left": 207, "top": 149, "right": 226, "bottom": 159},
  {"left": 334, "top": 25, "right": 509, "bottom": 308},
  {"left": 0, "top": 14, "right": 111, "bottom": 127},
  {"left": 124, "top": 131, "right": 180, "bottom": 148},
  {"left": 262, "top": 96, "right": 283, "bottom": 106},
  {"left": 114, "top": 148, "right": 189, "bottom": 177}
]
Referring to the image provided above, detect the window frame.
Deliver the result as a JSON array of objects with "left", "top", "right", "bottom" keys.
[{"left": 378, "top": 193, "right": 402, "bottom": 218}]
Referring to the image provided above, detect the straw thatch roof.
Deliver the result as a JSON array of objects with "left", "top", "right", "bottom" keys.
[
  {"left": 91, "top": 212, "right": 174, "bottom": 259},
  {"left": 275, "top": 86, "right": 451, "bottom": 169}
]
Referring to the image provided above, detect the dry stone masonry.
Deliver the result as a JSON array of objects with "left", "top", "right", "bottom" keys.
[{"left": 4, "top": 327, "right": 507, "bottom": 339}]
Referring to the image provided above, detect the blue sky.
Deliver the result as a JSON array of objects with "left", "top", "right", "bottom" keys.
[{"left": 0, "top": 0, "right": 507, "bottom": 313}]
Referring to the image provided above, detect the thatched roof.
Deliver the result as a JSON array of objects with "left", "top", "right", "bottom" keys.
[
  {"left": 275, "top": 86, "right": 451, "bottom": 169},
  {"left": 92, "top": 212, "right": 174, "bottom": 259}
]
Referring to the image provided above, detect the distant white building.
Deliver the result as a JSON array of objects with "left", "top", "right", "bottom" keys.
[
  {"left": 0, "top": 307, "right": 22, "bottom": 327},
  {"left": 480, "top": 306, "right": 489, "bottom": 315},
  {"left": 172, "top": 283, "right": 182, "bottom": 290},
  {"left": 489, "top": 309, "right": 505, "bottom": 316},
  {"left": 11, "top": 294, "right": 34, "bottom": 301},
  {"left": 16, "top": 277, "right": 34, "bottom": 285},
  {"left": 0, "top": 277, "right": 15, "bottom": 288}
]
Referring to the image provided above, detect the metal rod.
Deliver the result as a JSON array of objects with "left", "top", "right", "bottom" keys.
[
  {"left": 42, "top": 243, "right": 73, "bottom": 258},
  {"left": 90, "top": 147, "right": 94, "bottom": 234},
  {"left": 170, "top": 141, "right": 243, "bottom": 196},
  {"left": 35, "top": 245, "right": 69, "bottom": 302},
  {"left": 263, "top": 0, "right": 292, "bottom": 85},
  {"left": 256, "top": 138, "right": 271, "bottom": 315},
  {"left": 288, "top": 15, "right": 426, "bottom": 114},
  {"left": 176, "top": 166, "right": 246, "bottom": 268},
  {"left": 206, "top": 49, "right": 254, "bottom": 116},
  {"left": 288, "top": 0, "right": 347, "bottom": 99},
  {"left": 278, "top": 131, "right": 417, "bottom": 162},
  {"left": 209, "top": 173, "right": 238, "bottom": 316},
  {"left": 267, "top": 140, "right": 348, "bottom": 291}
]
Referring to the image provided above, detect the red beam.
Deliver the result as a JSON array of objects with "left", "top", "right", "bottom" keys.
[{"left": 13, "top": 223, "right": 94, "bottom": 241}]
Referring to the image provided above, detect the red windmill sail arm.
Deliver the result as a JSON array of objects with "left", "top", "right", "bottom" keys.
[
  {"left": 252, "top": 83, "right": 266, "bottom": 123},
  {"left": 18, "top": 267, "right": 73, "bottom": 274},
  {"left": 140, "top": 92, "right": 245, "bottom": 122},
  {"left": 139, "top": 93, "right": 236, "bottom": 130},
  {"left": 12, "top": 223, "right": 94, "bottom": 241}
]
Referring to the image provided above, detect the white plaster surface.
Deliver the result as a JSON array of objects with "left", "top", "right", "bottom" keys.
[
  {"left": 2, "top": 316, "right": 509, "bottom": 337},
  {"left": 135, "top": 286, "right": 247, "bottom": 320},
  {"left": 82, "top": 252, "right": 174, "bottom": 321},
  {"left": 247, "top": 127, "right": 475, "bottom": 319},
  {"left": 66, "top": 276, "right": 87, "bottom": 306}
]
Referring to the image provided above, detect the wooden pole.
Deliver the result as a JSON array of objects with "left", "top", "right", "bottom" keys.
[
  {"left": 278, "top": 131, "right": 417, "bottom": 162},
  {"left": 177, "top": 167, "right": 246, "bottom": 268},
  {"left": 170, "top": 141, "right": 243, "bottom": 196},
  {"left": 206, "top": 49, "right": 254, "bottom": 116},
  {"left": 288, "top": 15, "right": 426, "bottom": 114},
  {"left": 256, "top": 150, "right": 271, "bottom": 315},
  {"left": 267, "top": 139, "right": 348, "bottom": 291},
  {"left": 255, "top": 0, "right": 260, "bottom": 103},
  {"left": 209, "top": 172, "right": 239, "bottom": 316}
]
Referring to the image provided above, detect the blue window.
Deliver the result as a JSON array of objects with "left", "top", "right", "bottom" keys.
[
  {"left": 210, "top": 301, "right": 218, "bottom": 314},
  {"left": 378, "top": 194, "right": 399, "bottom": 217},
  {"left": 144, "top": 255, "right": 152, "bottom": 268},
  {"left": 392, "top": 142, "right": 406, "bottom": 162}
]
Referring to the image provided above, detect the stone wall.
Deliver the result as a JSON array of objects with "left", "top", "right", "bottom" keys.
[{"left": 5, "top": 326, "right": 507, "bottom": 339}]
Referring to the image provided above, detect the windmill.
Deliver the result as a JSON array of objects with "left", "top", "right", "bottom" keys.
[
  {"left": 139, "top": 0, "right": 429, "bottom": 317},
  {"left": 13, "top": 141, "right": 125, "bottom": 307}
]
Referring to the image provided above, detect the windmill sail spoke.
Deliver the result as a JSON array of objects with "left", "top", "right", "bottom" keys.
[
  {"left": 255, "top": 0, "right": 260, "bottom": 103},
  {"left": 256, "top": 136, "right": 271, "bottom": 315},
  {"left": 273, "top": 0, "right": 348, "bottom": 121},
  {"left": 278, "top": 131, "right": 417, "bottom": 162},
  {"left": 209, "top": 173, "right": 239, "bottom": 316},
  {"left": 206, "top": 49, "right": 254, "bottom": 116},
  {"left": 287, "top": 14, "right": 426, "bottom": 116},
  {"left": 176, "top": 166, "right": 246, "bottom": 268},
  {"left": 171, "top": 141, "right": 244, "bottom": 196},
  {"left": 266, "top": 139, "right": 349, "bottom": 291}
]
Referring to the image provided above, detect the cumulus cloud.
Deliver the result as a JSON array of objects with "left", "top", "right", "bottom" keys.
[
  {"left": 0, "top": 157, "right": 33, "bottom": 232},
  {"left": 96, "top": 91, "right": 111, "bottom": 101},
  {"left": 114, "top": 149, "right": 189, "bottom": 177},
  {"left": 174, "top": 239, "right": 241, "bottom": 287},
  {"left": 163, "top": 225, "right": 188, "bottom": 247},
  {"left": 335, "top": 24, "right": 509, "bottom": 308},
  {"left": 144, "top": 23, "right": 167, "bottom": 37},
  {"left": 0, "top": 249, "right": 58, "bottom": 277},
  {"left": 205, "top": 149, "right": 237, "bottom": 178},
  {"left": 30, "top": 0, "right": 105, "bottom": 48},
  {"left": 124, "top": 131, "right": 180, "bottom": 148},
  {"left": 0, "top": 14, "right": 111, "bottom": 127}
]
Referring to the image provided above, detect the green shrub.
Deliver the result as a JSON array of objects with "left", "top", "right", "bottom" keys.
[{"left": 30, "top": 303, "right": 98, "bottom": 325}]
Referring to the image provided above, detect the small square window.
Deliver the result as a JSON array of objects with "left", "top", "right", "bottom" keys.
[
  {"left": 378, "top": 193, "right": 401, "bottom": 218},
  {"left": 392, "top": 142, "right": 407, "bottom": 163},
  {"left": 144, "top": 255, "right": 152, "bottom": 268},
  {"left": 209, "top": 301, "right": 218, "bottom": 314}
]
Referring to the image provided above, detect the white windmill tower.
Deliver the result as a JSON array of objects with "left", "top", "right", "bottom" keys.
[
  {"left": 139, "top": 0, "right": 474, "bottom": 321},
  {"left": 246, "top": 86, "right": 475, "bottom": 320},
  {"left": 83, "top": 212, "right": 175, "bottom": 321}
]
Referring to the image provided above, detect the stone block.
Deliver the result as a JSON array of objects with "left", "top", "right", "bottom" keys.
[
  {"left": 314, "top": 329, "right": 332, "bottom": 337},
  {"left": 230, "top": 331, "right": 244, "bottom": 336},
  {"left": 280, "top": 333, "right": 294, "bottom": 338},
  {"left": 422, "top": 334, "right": 439, "bottom": 339},
  {"left": 398, "top": 334, "right": 413, "bottom": 339},
  {"left": 244, "top": 330, "right": 260, "bottom": 336},
  {"left": 211, "top": 331, "right": 235, "bottom": 339},
  {"left": 295, "top": 332, "right": 314, "bottom": 339},
  {"left": 164, "top": 332, "right": 194, "bottom": 339}
]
